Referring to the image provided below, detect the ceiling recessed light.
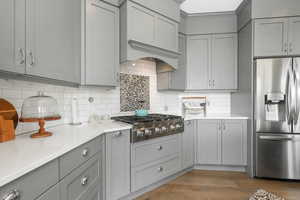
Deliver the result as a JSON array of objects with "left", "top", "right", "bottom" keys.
[{"left": 181, "top": 0, "right": 244, "bottom": 14}]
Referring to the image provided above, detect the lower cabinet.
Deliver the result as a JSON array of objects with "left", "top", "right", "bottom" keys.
[
  {"left": 60, "top": 154, "right": 101, "bottom": 200},
  {"left": 105, "top": 130, "right": 131, "bottom": 200},
  {"left": 181, "top": 120, "right": 195, "bottom": 169},
  {"left": 131, "top": 135, "right": 181, "bottom": 192},
  {"left": 196, "top": 119, "right": 247, "bottom": 166}
]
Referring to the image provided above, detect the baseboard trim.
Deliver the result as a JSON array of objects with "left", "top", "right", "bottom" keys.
[
  {"left": 194, "top": 164, "right": 247, "bottom": 172},
  {"left": 121, "top": 167, "right": 193, "bottom": 200}
]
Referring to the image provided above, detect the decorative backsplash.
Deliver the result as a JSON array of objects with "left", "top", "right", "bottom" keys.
[{"left": 120, "top": 73, "right": 150, "bottom": 112}]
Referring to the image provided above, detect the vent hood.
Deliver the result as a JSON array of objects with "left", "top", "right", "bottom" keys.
[{"left": 120, "top": 0, "right": 181, "bottom": 72}]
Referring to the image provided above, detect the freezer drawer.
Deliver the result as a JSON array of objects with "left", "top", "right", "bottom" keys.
[{"left": 256, "top": 133, "right": 300, "bottom": 180}]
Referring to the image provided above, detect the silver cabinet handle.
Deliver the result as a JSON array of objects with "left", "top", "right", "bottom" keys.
[
  {"left": 17, "top": 48, "right": 25, "bottom": 65},
  {"left": 2, "top": 190, "right": 20, "bottom": 200},
  {"left": 223, "top": 122, "right": 226, "bottom": 130},
  {"left": 218, "top": 124, "right": 222, "bottom": 131},
  {"left": 212, "top": 80, "right": 215, "bottom": 87},
  {"left": 157, "top": 145, "right": 163, "bottom": 151},
  {"left": 82, "top": 148, "right": 89, "bottom": 157},
  {"left": 28, "top": 52, "right": 35, "bottom": 66},
  {"left": 289, "top": 43, "right": 293, "bottom": 53},
  {"left": 113, "top": 131, "right": 122, "bottom": 137},
  {"left": 284, "top": 43, "right": 288, "bottom": 53},
  {"left": 158, "top": 166, "right": 164, "bottom": 172},
  {"left": 81, "top": 176, "right": 88, "bottom": 186}
]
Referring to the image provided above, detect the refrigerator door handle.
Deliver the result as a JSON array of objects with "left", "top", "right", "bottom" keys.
[
  {"left": 293, "top": 59, "right": 300, "bottom": 125},
  {"left": 286, "top": 67, "right": 294, "bottom": 125},
  {"left": 259, "top": 135, "right": 294, "bottom": 141}
]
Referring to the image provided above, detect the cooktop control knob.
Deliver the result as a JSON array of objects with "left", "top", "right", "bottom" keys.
[
  {"left": 161, "top": 126, "right": 167, "bottom": 131},
  {"left": 176, "top": 124, "right": 181, "bottom": 128},
  {"left": 145, "top": 129, "right": 151, "bottom": 136},
  {"left": 136, "top": 130, "right": 144, "bottom": 137},
  {"left": 155, "top": 127, "right": 161, "bottom": 133},
  {"left": 170, "top": 125, "right": 176, "bottom": 130}
]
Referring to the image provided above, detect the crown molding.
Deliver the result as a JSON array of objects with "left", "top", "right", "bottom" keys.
[{"left": 184, "top": 11, "right": 236, "bottom": 17}]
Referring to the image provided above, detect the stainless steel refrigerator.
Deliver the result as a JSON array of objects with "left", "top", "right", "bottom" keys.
[{"left": 255, "top": 57, "right": 300, "bottom": 180}]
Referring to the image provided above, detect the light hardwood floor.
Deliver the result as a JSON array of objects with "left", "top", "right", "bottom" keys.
[{"left": 135, "top": 170, "right": 300, "bottom": 200}]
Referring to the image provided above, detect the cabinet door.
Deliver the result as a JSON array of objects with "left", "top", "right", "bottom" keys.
[
  {"left": 36, "top": 184, "right": 59, "bottom": 200},
  {"left": 182, "top": 120, "right": 195, "bottom": 169},
  {"left": 196, "top": 120, "right": 221, "bottom": 165},
  {"left": 211, "top": 34, "right": 237, "bottom": 90},
  {"left": 106, "top": 131, "right": 130, "bottom": 200},
  {"left": 289, "top": 17, "right": 300, "bottom": 55},
  {"left": 85, "top": 0, "right": 119, "bottom": 86},
  {"left": 222, "top": 120, "right": 247, "bottom": 166},
  {"left": 187, "top": 35, "right": 211, "bottom": 90},
  {"left": 128, "top": 2, "right": 156, "bottom": 45},
  {"left": 156, "top": 15, "right": 178, "bottom": 51},
  {"left": 26, "top": 0, "right": 81, "bottom": 83},
  {"left": 254, "top": 18, "right": 289, "bottom": 57},
  {"left": 0, "top": 0, "right": 25, "bottom": 73}
]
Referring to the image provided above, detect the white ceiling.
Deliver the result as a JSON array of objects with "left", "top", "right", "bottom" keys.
[{"left": 180, "top": 0, "right": 244, "bottom": 14}]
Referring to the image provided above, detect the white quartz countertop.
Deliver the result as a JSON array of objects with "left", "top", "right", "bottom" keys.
[
  {"left": 184, "top": 114, "right": 249, "bottom": 120},
  {"left": 0, "top": 121, "right": 132, "bottom": 187}
]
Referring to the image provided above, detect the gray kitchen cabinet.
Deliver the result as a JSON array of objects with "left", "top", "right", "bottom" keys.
[
  {"left": 187, "top": 33, "right": 237, "bottom": 90},
  {"left": 196, "top": 120, "right": 221, "bottom": 165},
  {"left": 181, "top": 120, "right": 195, "bottom": 169},
  {"left": 0, "top": 160, "right": 59, "bottom": 200},
  {"left": 196, "top": 119, "right": 247, "bottom": 166},
  {"left": 157, "top": 34, "right": 187, "bottom": 90},
  {"left": 60, "top": 154, "right": 101, "bottom": 200},
  {"left": 289, "top": 17, "right": 300, "bottom": 55},
  {"left": 25, "top": 0, "right": 81, "bottom": 83},
  {"left": 126, "top": 1, "right": 179, "bottom": 53},
  {"left": 84, "top": 0, "right": 119, "bottom": 86},
  {"left": 254, "top": 18, "right": 288, "bottom": 57},
  {"left": 222, "top": 120, "right": 247, "bottom": 166},
  {"left": 36, "top": 184, "right": 59, "bottom": 200},
  {"left": 187, "top": 35, "right": 211, "bottom": 90},
  {"left": 211, "top": 34, "right": 237, "bottom": 90},
  {"left": 0, "top": 0, "right": 26, "bottom": 74},
  {"left": 105, "top": 130, "right": 130, "bottom": 200}
]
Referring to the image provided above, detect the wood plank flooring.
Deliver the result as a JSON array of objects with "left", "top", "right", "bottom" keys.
[{"left": 135, "top": 170, "right": 300, "bottom": 200}]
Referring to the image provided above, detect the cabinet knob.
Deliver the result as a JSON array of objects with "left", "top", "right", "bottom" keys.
[
  {"left": 82, "top": 148, "right": 89, "bottom": 157},
  {"left": 28, "top": 52, "right": 35, "bottom": 66},
  {"left": 157, "top": 145, "right": 163, "bottom": 151},
  {"left": 158, "top": 166, "right": 164, "bottom": 172},
  {"left": 2, "top": 190, "right": 20, "bottom": 200},
  {"left": 81, "top": 176, "right": 88, "bottom": 186}
]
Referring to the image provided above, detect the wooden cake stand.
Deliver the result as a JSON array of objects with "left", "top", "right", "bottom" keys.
[{"left": 20, "top": 116, "right": 61, "bottom": 138}]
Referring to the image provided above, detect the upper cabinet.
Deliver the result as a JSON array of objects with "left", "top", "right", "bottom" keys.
[
  {"left": 0, "top": 0, "right": 26, "bottom": 74},
  {"left": 0, "top": 0, "right": 120, "bottom": 87},
  {"left": 187, "top": 35, "right": 211, "bottom": 90},
  {"left": 84, "top": 0, "right": 119, "bottom": 87},
  {"left": 26, "top": 0, "right": 81, "bottom": 83},
  {"left": 254, "top": 17, "right": 300, "bottom": 57},
  {"left": 121, "top": 1, "right": 180, "bottom": 68},
  {"left": 186, "top": 33, "right": 238, "bottom": 91},
  {"left": 211, "top": 34, "right": 238, "bottom": 90},
  {"left": 0, "top": 0, "right": 81, "bottom": 84}
]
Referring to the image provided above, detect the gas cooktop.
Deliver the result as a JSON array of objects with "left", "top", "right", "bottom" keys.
[{"left": 112, "top": 114, "right": 184, "bottom": 143}]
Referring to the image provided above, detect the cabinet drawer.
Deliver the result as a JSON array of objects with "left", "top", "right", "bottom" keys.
[
  {"left": 132, "top": 135, "right": 180, "bottom": 167},
  {"left": 132, "top": 156, "right": 180, "bottom": 192},
  {"left": 36, "top": 184, "right": 59, "bottom": 200},
  {"left": 0, "top": 159, "right": 59, "bottom": 200},
  {"left": 60, "top": 154, "right": 101, "bottom": 200},
  {"left": 60, "top": 137, "right": 102, "bottom": 178}
]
